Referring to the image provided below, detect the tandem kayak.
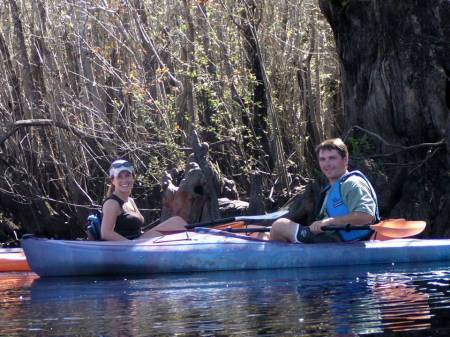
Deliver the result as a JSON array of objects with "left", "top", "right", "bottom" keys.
[
  {"left": 0, "top": 248, "right": 31, "bottom": 272},
  {"left": 22, "top": 228, "right": 450, "bottom": 277}
]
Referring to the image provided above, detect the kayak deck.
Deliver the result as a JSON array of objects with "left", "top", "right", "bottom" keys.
[{"left": 21, "top": 229, "right": 450, "bottom": 277}]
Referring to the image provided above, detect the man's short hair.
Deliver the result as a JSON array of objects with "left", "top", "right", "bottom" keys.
[{"left": 315, "top": 138, "right": 348, "bottom": 158}]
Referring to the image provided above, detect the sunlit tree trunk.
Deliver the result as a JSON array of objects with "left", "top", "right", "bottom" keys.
[
  {"left": 0, "top": 31, "right": 22, "bottom": 120},
  {"left": 239, "top": 1, "right": 271, "bottom": 171},
  {"left": 178, "top": 0, "right": 197, "bottom": 142},
  {"left": 71, "top": 0, "right": 104, "bottom": 131},
  {"left": 8, "top": 0, "right": 37, "bottom": 119},
  {"left": 194, "top": 2, "right": 223, "bottom": 144},
  {"left": 297, "top": 13, "right": 322, "bottom": 164}
]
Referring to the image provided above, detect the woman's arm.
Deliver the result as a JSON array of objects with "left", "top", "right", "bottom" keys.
[{"left": 101, "top": 199, "right": 129, "bottom": 241}]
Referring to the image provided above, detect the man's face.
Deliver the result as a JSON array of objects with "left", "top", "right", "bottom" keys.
[{"left": 318, "top": 149, "right": 348, "bottom": 183}]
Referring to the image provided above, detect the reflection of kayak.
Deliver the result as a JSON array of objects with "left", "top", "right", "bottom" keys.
[
  {"left": 0, "top": 248, "right": 31, "bottom": 272},
  {"left": 0, "top": 273, "right": 36, "bottom": 291},
  {"left": 28, "top": 262, "right": 449, "bottom": 304},
  {"left": 22, "top": 229, "right": 450, "bottom": 277}
]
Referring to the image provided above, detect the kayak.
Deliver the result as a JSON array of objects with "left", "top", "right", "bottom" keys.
[
  {"left": 22, "top": 228, "right": 450, "bottom": 277},
  {"left": 0, "top": 248, "right": 31, "bottom": 272}
]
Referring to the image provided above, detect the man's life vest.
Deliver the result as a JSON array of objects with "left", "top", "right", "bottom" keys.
[{"left": 325, "top": 171, "right": 380, "bottom": 241}]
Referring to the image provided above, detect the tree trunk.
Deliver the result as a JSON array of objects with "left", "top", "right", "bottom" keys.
[
  {"left": 71, "top": 1, "right": 104, "bottom": 130},
  {"left": 29, "top": 0, "right": 47, "bottom": 116},
  {"left": 160, "top": 131, "right": 222, "bottom": 223},
  {"left": 0, "top": 31, "right": 23, "bottom": 120},
  {"left": 319, "top": 0, "right": 450, "bottom": 236},
  {"left": 297, "top": 13, "right": 323, "bottom": 165},
  {"left": 195, "top": 3, "right": 219, "bottom": 144},
  {"left": 239, "top": 1, "right": 272, "bottom": 170},
  {"left": 319, "top": 0, "right": 449, "bottom": 145},
  {"left": 189, "top": 131, "right": 220, "bottom": 220},
  {"left": 131, "top": 0, "right": 160, "bottom": 112},
  {"left": 8, "top": 0, "right": 38, "bottom": 119},
  {"left": 178, "top": 0, "right": 197, "bottom": 141},
  {"left": 233, "top": 1, "right": 288, "bottom": 192}
]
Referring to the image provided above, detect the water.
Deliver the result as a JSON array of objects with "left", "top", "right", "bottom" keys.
[{"left": 1, "top": 263, "right": 450, "bottom": 336}]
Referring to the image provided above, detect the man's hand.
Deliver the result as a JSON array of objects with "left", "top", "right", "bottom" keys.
[
  {"left": 309, "top": 212, "right": 375, "bottom": 235},
  {"left": 309, "top": 218, "right": 335, "bottom": 234}
]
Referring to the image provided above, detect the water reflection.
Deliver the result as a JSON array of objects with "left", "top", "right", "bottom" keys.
[
  {"left": 0, "top": 263, "right": 449, "bottom": 336},
  {"left": 370, "top": 274, "right": 431, "bottom": 332},
  {"left": 0, "top": 273, "right": 37, "bottom": 336}
]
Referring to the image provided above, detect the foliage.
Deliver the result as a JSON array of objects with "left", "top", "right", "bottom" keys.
[
  {"left": 0, "top": 0, "right": 340, "bottom": 238},
  {"left": 347, "top": 135, "right": 376, "bottom": 157}
]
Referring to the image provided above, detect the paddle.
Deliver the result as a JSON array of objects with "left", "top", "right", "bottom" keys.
[
  {"left": 185, "top": 209, "right": 289, "bottom": 230},
  {"left": 221, "top": 219, "right": 426, "bottom": 239}
]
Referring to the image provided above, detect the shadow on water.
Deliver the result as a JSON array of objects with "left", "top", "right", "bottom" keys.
[{"left": 1, "top": 262, "right": 450, "bottom": 336}]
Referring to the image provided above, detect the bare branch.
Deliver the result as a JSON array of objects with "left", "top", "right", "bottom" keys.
[
  {"left": 0, "top": 119, "right": 105, "bottom": 147},
  {"left": 344, "top": 125, "right": 445, "bottom": 152}
]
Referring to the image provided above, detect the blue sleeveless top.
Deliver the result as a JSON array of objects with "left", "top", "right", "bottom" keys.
[{"left": 325, "top": 171, "right": 379, "bottom": 241}]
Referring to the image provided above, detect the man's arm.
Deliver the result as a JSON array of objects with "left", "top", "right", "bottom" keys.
[{"left": 309, "top": 212, "right": 375, "bottom": 234}]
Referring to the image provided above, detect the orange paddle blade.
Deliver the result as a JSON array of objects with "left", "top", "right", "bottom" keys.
[{"left": 372, "top": 219, "right": 426, "bottom": 238}]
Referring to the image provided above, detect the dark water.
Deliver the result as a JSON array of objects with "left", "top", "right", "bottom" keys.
[{"left": 1, "top": 263, "right": 450, "bottom": 337}]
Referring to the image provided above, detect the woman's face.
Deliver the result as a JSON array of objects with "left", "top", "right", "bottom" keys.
[{"left": 112, "top": 170, "right": 135, "bottom": 194}]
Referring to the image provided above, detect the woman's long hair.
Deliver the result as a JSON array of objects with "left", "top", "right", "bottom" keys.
[{"left": 106, "top": 179, "right": 115, "bottom": 197}]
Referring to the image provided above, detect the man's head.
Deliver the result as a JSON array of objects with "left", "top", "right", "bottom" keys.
[
  {"left": 315, "top": 138, "right": 348, "bottom": 183},
  {"left": 315, "top": 138, "right": 348, "bottom": 159}
]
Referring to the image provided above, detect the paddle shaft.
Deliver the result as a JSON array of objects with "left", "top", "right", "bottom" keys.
[
  {"left": 185, "top": 217, "right": 238, "bottom": 230},
  {"left": 224, "top": 224, "right": 371, "bottom": 234},
  {"left": 185, "top": 210, "right": 288, "bottom": 230},
  {"left": 224, "top": 219, "right": 426, "bottom": 239},
  {"left": 323, "top": 224, "right": 371, "bottom": 231}
]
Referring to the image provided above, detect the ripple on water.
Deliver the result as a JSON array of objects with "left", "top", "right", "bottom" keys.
[{"left": 0, "top": 264, "right": 450, "bottom": 336}]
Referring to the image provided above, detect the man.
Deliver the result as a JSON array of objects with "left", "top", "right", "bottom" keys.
[{"left": 270, "top": 138, "right": 379, "bottom": 243}]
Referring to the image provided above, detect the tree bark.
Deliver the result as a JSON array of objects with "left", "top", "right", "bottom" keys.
[
  {"left": 297, "top": 13, "right": 322, "bottom": 166},
  {"left": 239, "top": 1, "right": 272, "bottom": 170},
  {"left": 195, "top": 3, "right": 220, "bottom": 143},
  {"left": 189, "top": 131, "right": 221, "bottom": 220},
  {"left": 319, "top": 0, "right": 449, "bottom": 145},
  {"left": 160, "top": 163, "right": 208, "bottom": 224},
  {"left": 242, "top": 1, "right": 290, "bottom": 190},
  {"left": 8, "top": 0, "right": 38, "bottom": 119},
  {"left": 248, "top": 172, "right": 265, "bottom": 214},
  {"left": 160, "top": 131, "right": 222, "bottom": 223},
  {"left": 177, "top": 0, "right": 197, "bottom": 142},
  {"left": 71, "top": 1, "right": 104, "bottom": 130},
  {"left": 0, "top": 30, "right": 23, "bottom": 120}
]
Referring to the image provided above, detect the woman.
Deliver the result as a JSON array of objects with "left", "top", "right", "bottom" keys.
[{"left": 100, "top": 159, "right": 187, "bottom": 241}]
